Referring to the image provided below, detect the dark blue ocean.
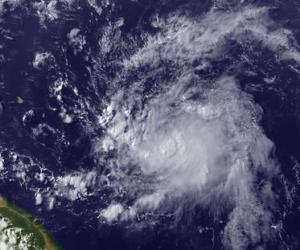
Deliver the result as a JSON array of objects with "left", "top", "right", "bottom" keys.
[{"left": 0, "top": 0, "right": 300, "bottom": 249}]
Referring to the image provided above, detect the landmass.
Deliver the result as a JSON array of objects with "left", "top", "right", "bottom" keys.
[{"left": 0, "top": 196, "right": 62, "bottom": 250}]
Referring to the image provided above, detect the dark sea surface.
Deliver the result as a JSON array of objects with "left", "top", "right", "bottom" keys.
[{"left": 1, "top": 0, "right": 300, "bottom": 249}]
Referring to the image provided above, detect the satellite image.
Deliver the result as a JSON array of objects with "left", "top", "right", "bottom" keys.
[{"left": 0, "top": 0, "right": 300, "bottom": 249}]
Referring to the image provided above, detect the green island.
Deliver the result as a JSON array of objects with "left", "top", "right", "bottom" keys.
[{"left": 0, "top": 196, "right": 62, "bottom": 250}]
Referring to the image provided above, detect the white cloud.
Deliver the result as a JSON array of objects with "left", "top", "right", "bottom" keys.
[
  {"left": 33, "top": 0, "right": 59, "bottom": 25},
  {"left": 100, "top": 203, "right": 124, "bottom": 223},
  {"left": 123, "top": 5, "right": 300, "bottom": 69},
  {"left": 87, "top": 0, "right": 103, "bottom": 15},
  {"left": 0, "top": 154, "right": 4, "bottom": 171},
  {"left": 0, "top": 2, "right": 297, "bottom": 249},
  {"left": 0, "top": 0, "right": 22, "bottom": 16},
  {"left": 67, "top": 28, "right": 87, "bottom": 55},
  {"left": 54, "top": 171, "right": 97, "bottom": 201},
  {"left": 35, "top": 192, "right": 43, "bottom": 205},
  {"left": 33, "top": 52, "right": 51, "bottom": 69},
  {"left": 0, "top": 216, "right": 40, "bottom": 250},
  {"left": 95, "top": 4, "right": 293, "bottom": 249}
]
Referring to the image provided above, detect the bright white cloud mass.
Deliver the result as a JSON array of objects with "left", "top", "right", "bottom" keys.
[
  {"left": 98, "top": 75, "right": 277, "bottom": 248},
  {"left": 1, "top": 1, "right": 300, "bottom": 250},
  {"left": 95, "top": 3, "right": 295, "bottom": 249}
]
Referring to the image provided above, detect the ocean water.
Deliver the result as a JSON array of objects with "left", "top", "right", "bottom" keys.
[{"left": 0, "top": 0, "right": 300, "bottom": 249}]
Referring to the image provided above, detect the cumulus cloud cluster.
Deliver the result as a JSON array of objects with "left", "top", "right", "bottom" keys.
[
  {"left": 0, "top": 216, "right": 38, "bottom": 250},
  {"left": 99, "top": 75, "right": 277, "bottom": 248},
  {"left": 124, "top": 4, "right": 300, "bottom": 69},
  {"left": 94, "top": 3, "right": 300, "bottom": 249},
  {"left": 1, "top": 1, "right": 299, "bottom": 249}
]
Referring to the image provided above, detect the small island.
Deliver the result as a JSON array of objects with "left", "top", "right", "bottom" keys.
[{"left": 0, "top": 196, "right": 62, "bottom": 250}]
